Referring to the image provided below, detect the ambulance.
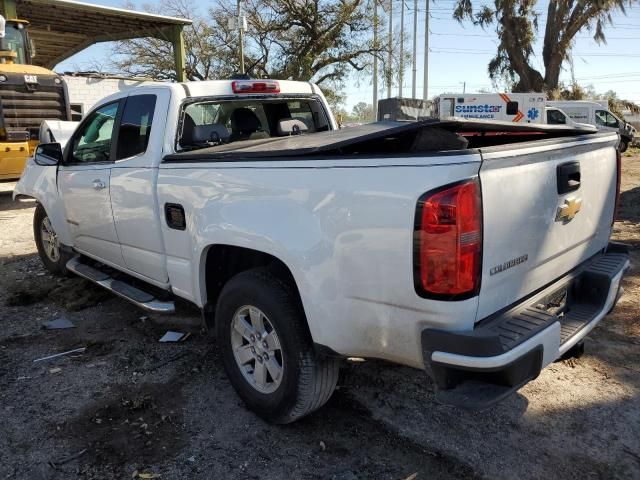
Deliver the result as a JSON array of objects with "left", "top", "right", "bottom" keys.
[{"left": 436, "top": 93, "right": 546, "bottom": 123}]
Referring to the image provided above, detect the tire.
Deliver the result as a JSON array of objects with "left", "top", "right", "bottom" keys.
[
  {"left": 33, "top": 203, "right": 72, "bottom": 276},
  {"left": 216, "top": 267, "right": 340, "bottom": 423},
  {"left": 619, "top": 139, "right": 628, "bottom": 153}
]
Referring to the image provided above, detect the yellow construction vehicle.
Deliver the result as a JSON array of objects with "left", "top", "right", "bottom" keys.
[{"left": 0, "top": 14, "right": 70, "bottom": 180}]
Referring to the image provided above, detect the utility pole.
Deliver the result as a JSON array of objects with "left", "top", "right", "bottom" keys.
[
  {"left": 462, "top": 81, "right": 466, "bottom": 93},
  {"left": 399, "top": 0, "right": 404, "bottom": 97},
  {"left": 422, "top": 0, "right": 429, "bottom": 100},
  {"left": 237, "top": 0, "right": 245, "bottom": 74},
  {"left": 411, "top": 0, "right": 417, "bottom": 98},
  {"left": 373, "top": 0, "right": 379, "bottom": 120},
  {"left": 387, "top": 0, "right": 393, "bottom": 98}
]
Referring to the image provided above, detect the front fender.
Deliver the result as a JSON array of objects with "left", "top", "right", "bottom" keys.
[{"left": 13, "top": 158, "right": 71, "bottom": 246}]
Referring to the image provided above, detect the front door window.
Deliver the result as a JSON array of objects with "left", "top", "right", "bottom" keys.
[{"left": 69, "top": 102, "right": 119, "bottom": 164}]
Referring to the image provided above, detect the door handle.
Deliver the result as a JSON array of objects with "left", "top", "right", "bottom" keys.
[
  {"left": 557, "top": 162, "right": 581, "bottom": 195},
  {"left": 92, "top": 179, "right": 106, "bottom": 190}
]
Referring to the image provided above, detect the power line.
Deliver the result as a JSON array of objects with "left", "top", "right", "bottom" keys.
[
  {"left": 427, "top": 47, "right": 640, "bottom": 57},
  {"left": 427, "top": 31, "right": 640, "bottom": 40}
]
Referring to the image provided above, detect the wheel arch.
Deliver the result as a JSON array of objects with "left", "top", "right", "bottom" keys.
[
  {"left": 13, "top": 162, "right": 72, "bottom": 246},
  {"left": 201, "top": 244, "right": 311, "bottom": 339}
]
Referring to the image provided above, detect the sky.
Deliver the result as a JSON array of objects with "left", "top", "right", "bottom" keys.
[{"left": 55, "top": 0, "right": 640, "bottom": 111}]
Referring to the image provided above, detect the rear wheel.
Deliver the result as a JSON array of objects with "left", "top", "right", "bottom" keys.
[
  {"left": 216, "top": 267, "right": 340, "bottom": 423},
  {"left": 34, "top": 204, "right": 72, "bottom": 276}
]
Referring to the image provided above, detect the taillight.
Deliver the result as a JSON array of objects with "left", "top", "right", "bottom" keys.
[
  {"left": 613, "top": 149, "right": 622, "bottom": 224},
  {"left": 232, "top": 80, "right": 280, "bottom": 94},
  {"left": 414, "top": 179, "right": 482, "bottom": 300}
]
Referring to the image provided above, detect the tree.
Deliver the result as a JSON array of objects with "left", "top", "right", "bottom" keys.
[
  {"left": 112, "top": 0, "right": 388, "bottom": 91},
  {"left": 454, "top": 0, "right": 637, "bottom": 92},
  {"left": 112, "top": 0, "right": 236, "bottom": 81},
  {"left": 213, "top": 0, "right": 383, "bottom": 86},
  {"left": 351, "top": 102, "right": 374, "bottom": 121}
]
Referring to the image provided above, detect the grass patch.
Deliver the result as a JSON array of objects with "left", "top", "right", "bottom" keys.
[{"left": 623, "top": 146, "right": 640, "bottom": 158}]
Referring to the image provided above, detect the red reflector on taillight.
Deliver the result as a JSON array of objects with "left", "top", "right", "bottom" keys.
[
  {"left": 414, "top": 179, "right": 482, "bottom": 299},
  {"left": 231, "top": 80, "right": 280, "bottom": 94}
]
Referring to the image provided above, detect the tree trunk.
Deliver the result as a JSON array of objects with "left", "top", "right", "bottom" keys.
[
  {"left": 543, "top": 53, "right": 564, "bottom": 90},
  {"left": 500, "top": 12, "right": 544, "bottom": 92}
]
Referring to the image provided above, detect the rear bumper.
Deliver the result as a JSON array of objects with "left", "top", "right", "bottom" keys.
[{"left": 422, "top": 243, "right": 630, "bottom": 409}]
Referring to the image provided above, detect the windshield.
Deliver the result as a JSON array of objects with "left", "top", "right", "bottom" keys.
[
  {"left": 177, "top": 97, "right": 330, "bottom": 150},
  {"left": 4, "top": 24, "right": 27, "bottom": 64},
  {"left": 546, "top": 109, "right": 567, "bottom": 125}
]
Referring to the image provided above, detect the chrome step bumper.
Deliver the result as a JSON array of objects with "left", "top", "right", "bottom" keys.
[{"left": 422, "top": 243, "right": 630, "bottom": 410}]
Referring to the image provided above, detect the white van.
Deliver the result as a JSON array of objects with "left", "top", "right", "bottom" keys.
[
  {"left": 545, "top": 106, "right": 594, "bottom": 129},
  {"left": 437, "top": 93, "right": 546, "bottom": 123},
  {"left": 548, "top": 100, "right": 635, "bottom": 151}
]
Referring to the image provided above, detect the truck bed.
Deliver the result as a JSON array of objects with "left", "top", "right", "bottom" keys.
[{"left": 164, "top": 119, "right": 598, "bottom": 162}]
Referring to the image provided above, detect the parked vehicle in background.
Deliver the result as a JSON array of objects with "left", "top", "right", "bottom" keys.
[
  {"left": 0, "top": 14, "right": 71, "bottom": 181},
  {"left": 38, "top": 120, "right": 79, "bottom": 147},
  {"left": 548, "top": 100, "right": 635, "bottom": 152},
  {"left": 436, "top": 93, "right": 546, "bottom": 123},
  {"left": 545, "top": 106, "right": 594, "bottom": 129},
  {"left": 377, "top": 97, "right": 433, "bottom": 121},
  {"left": 14, "top": 78, "right": 629, "bottom": 423}
]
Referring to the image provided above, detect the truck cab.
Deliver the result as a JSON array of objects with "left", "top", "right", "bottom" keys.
[
  {"left": 545, "top": 106, "right": 595, "bottom": 130},
  {"left": 547, "top": 100, "right": 634, "bottom": 152}
]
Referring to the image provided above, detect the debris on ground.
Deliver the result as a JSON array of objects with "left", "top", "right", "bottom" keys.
[
  {"left": 132, "top": 471, "right": 161, "bottom": 479},
  {"left": 159, "top": 331, "right": 190, "bottom": 343},
  {"left": 33, "top": 347, "right": 86, "bottom": 363},
  {"left": 49, "top": 367, "right": 62, "bottom": 374},
  {"left": 48, "top": 448, "right": 87, "bottom": 469},
  {"left": 42, "top": 316, "right": 75, "bottom": 330}
]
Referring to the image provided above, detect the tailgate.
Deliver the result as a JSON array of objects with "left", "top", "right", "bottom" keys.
[{"left": 476, "top": 133, "right": 619, "bottom": 320}]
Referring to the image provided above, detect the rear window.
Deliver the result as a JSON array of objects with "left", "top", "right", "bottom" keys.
[{"left": 178, "top": 97, "right": 330, "bottom": 150}]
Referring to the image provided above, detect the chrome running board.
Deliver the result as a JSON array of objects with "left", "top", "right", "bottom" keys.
[{"left": 66, "top": 256, "right": 175, "bottom": 314}]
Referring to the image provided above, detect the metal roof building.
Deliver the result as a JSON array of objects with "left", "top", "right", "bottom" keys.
[{"left": 0, "top": 0, "right": 192, "bottom": 80}]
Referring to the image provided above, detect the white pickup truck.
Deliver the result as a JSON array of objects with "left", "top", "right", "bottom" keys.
[{"left": 14, "top": 79, "right": 629, "bottom": 423}]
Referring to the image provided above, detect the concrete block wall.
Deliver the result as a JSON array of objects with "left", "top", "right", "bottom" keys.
[{"left": 62, "top": 75, "right": 146, "bottom": 118}]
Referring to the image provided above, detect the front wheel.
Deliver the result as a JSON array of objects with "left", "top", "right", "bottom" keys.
[
  {"left": 619, "top": 139, "right": 628, "bottom": 153},
  {"left": 216, "top": 268, "right": 340, "bottom": 423},
  {"left": 34, "top": 203, "right": 72, "bottom": 276}
]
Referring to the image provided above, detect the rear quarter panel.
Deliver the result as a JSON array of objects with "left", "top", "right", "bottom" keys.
[{"left": 157, "top": 154, "right": 481, "bottom": 368}]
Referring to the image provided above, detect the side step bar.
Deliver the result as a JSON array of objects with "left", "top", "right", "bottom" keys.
[{"left": 66, "top": 257, "right": 175, "bottom": 314}]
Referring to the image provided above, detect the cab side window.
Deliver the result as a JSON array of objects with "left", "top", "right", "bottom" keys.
[
  {"left": 69, "top": 102, "right": 119, "bottom": 164},
  {"left": 116, "top": 95, "right": 157, "bottom": 160}
]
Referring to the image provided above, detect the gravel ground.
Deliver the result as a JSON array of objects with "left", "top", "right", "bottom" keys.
[{"left": 0, "top": 154, "right": 639, "bottom": 480}]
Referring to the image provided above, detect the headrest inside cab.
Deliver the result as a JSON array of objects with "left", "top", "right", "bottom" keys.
[{"left": 277, "top": 118, "right": 309, "bottom": 136}]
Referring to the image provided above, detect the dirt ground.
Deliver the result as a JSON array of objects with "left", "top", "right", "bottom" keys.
[{"left": 0, "top": 153, "right": 639, "bottom": 480}]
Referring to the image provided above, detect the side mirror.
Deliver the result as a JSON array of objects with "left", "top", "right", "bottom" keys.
[{"left": 34, "top": 142, "right": 63, "bottom": 166}]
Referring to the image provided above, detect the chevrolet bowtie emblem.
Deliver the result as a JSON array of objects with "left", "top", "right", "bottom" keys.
[{"left": 556, "top": 198, "right": 582, "bottom": 222}]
